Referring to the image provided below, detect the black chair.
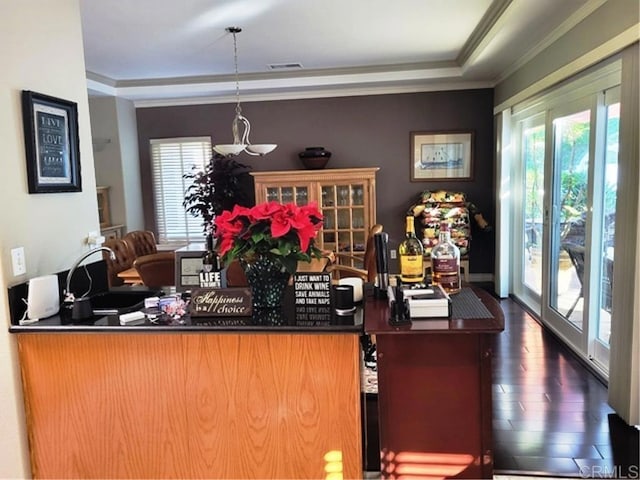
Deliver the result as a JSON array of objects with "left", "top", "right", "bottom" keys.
[{"left": 561, "top": 242, "right": 585, "bottom": 318}]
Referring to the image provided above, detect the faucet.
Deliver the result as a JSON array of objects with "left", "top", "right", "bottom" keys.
[{"left": 65, "top": 246, "right": 116, "bottom": 303}]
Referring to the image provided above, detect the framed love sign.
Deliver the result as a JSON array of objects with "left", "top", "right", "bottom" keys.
[{"left": 21, "top": 90, "right": 81, "bottom": 193}]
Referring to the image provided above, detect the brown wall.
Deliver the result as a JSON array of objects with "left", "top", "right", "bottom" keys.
[{"left": 137, "top": 89, "right": 495, "bottom": 274}]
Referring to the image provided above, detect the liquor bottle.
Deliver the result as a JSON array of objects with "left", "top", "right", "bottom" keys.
[
  {"left": 399, "top": 216, "right": 425, "bottom": 283},
  {"left": 199, "top": 234, "right": 222, "bottom": 288},
  {"left": 431, "top": 222, "right": 461, "bottom": 294}
]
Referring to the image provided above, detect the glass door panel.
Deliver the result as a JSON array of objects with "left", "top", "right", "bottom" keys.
[
  {"left": 323, "top": 230, "right": 337, "bottom": 252},
  {"left": 594, "top": 97, "right": 619, "bottom": 357},
  {"left": 352, "top": 208, "right": 365, "bottom": 229},
  {"left": 323, "top": 209, "right": 335, "bottom": 230},
  {"left": 266, "top": 187, "right": 279, "bottom": 202},
  {"left": 280, "top": 187, "right": 294, "bottom": 204},
  {"left": 337, "top": 210, "right": 350, "bottom": 229},
  {"left": 338, "top": 231, "right": 351, "bottom": 253},
  {"left": 265, "top": 185, "right": 308, "bottom": 205},
  {"left": 336, "top": 185, "right": 350, "bottom": 206},
  {"left": 321, "top": 186, "right": 335, "bottom": 207},
  {"left": 295, "top": 187, "right": 309, "bottom": 205},
  {"left": 523, "top": 123, "right": 546, "bottom": 295},
  {"left": 353, "top": 231, "right": 365, "bottom": 253},
  {"left": 549, "top": 109, "right": 590, "bottom": 330},
  {"left": 352, "top": 185, "right": 364, "bottom": 206}
]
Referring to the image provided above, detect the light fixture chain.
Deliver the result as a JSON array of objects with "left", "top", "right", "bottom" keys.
[
  {"left": 213, "top": 27, "right": 276, "bottom": 157},
  {"left": 232, "top": 31, "right": 242, "bottom": 115}
]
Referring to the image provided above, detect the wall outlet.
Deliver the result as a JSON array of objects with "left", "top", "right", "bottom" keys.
[
  {"left": 11, "top": 247, "right": 26, "bottom": 276},
  {"left": 390, "top": 249, "right": 397, "bottom": 259},
  {"left": 86, "top": 231, "right": 105, "bottom": 246}
]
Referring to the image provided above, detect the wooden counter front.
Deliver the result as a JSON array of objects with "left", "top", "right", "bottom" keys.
[
  {"left": 18, "top": 332, "right": 362, "bottom": 479},
  {"left": 365, "top": 287, "right": 504, "bottom": 479}
]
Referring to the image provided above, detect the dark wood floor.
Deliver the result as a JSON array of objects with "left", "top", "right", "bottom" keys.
[{"left": 492, "top": 296, "right": 639, "bottom": 478}]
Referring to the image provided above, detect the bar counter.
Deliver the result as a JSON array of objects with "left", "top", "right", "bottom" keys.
[
  {"left": 11, "top": 288, "right": 364, "bottom": 479},
  {"left": 365, "top": 286, "right": 505, "bottom": 479},
  {"left": 9, "top": 289, "right": 363, "bottom": 334}
]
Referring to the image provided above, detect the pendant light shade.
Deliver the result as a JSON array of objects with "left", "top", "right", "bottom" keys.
[{"left": 213, "top": 27, "right": 277, "bottom": 157}]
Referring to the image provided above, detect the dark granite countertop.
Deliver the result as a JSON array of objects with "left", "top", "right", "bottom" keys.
[
  {"left": 9, "top": 287, "right": 364, "bottom": 334},
  {"left": 365, "top": 285, "right": 504, "bottom": 335}
]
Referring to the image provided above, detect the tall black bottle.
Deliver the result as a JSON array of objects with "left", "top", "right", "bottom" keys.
[{"left": 199, "top": 234, "right": 222, "bottom": 288}]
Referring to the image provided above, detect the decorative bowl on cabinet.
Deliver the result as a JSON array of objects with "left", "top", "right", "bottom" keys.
[{"left": 298, "top": 147, "right": 331, "bottom": 169}]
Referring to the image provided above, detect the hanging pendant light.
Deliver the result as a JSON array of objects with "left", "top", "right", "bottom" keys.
[{"left": 213, "top": 27, "right": 277, "bottom": 157}]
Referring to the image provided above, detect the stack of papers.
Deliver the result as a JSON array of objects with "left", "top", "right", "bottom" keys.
[{"left": 403, "top": 284, "right": 451, "bottom": 319}]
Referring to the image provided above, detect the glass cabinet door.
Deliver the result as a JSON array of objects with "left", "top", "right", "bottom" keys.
[
  {"left": 252, "top": 168, "right": 378, "bottom": 264},
  {"left": 320, "top": 182, "right": 368, "bottom": 265},
  {"left": 265, "top": 186, "right": 309, "bottom": 205}
]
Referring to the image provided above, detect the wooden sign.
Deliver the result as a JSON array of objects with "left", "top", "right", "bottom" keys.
[
  {"left": 293, "top": 273, "right": 331, "bottom": 307},
  {"left": 189, "top": 288, "right": 252, "bottom": 317}
]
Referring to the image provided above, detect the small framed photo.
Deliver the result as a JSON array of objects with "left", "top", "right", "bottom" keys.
[
  {"left": 21, "top": 90, "right": 81, "bottom": 193},
  {"left": 410, "top": 131, "right": 474, "bottom": 181}
]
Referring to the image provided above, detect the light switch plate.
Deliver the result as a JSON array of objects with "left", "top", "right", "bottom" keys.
[{"left": 11, "top": 247, "right": 26, "bottom": 276}]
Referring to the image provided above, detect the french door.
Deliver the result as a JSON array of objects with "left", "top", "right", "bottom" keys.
[{"left": 513, "top": 81, "right": 620, "bottom": 377}]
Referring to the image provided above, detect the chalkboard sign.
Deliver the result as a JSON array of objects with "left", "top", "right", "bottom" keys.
[
  {"left": 189, "top": 288, "right": 252, "bottom": 317},
  {"left": 21, "top": 90, "right": 81, "bottom": 193},
  {"left": 293, "top": 273, "right": 331, "bottom": 307},
  {"left": 36, "top": 110, "right": 69, "bottom": 178}
]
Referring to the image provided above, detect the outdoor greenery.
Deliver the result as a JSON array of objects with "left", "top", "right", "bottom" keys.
[{"left": 524, "top": 113, "right": 619, "bottom": 247}]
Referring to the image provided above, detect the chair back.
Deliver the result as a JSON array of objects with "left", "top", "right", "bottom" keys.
[
  {"left": 123, "top": 230, "right": 157, "bottom": 257},
  {"left": 562, "top": 242, "right": 585, "bottom": 288},
  {"left": 327, "top": 224, "right": 383, "bottom": 282},
  {"left": 133, "top": 252, "right": 176, "bottom": 288},
  {"left": 363, "top": 224, "right": 383, "bottom": 282},
  {"left": 102, "top": 238, "right": 136, "bottom": 287},
  {"left": 225, "top": 259, "right": 248, "bottom": 287}
]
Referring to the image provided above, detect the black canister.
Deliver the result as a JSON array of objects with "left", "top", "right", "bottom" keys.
[{"left": 334, "top": 284, "right": 355, "bottom": 315}]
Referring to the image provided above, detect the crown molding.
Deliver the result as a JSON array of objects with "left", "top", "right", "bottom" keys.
[{"left": 132, "top": 80, "right": 493, "bottom": 108}]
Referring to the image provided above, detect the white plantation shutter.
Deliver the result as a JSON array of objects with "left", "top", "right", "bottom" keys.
[{"left": 150, "top": 137, "right": 211, "bottom": 243}]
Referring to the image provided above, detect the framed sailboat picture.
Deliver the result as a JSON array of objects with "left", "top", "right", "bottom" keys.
[{"left": 410, "top": 131, "right": 474, "bottom": 181}]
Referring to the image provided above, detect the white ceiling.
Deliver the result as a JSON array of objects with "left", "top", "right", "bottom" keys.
[{"left": 80, "top": 0, "right": 598, "bottom": 106}]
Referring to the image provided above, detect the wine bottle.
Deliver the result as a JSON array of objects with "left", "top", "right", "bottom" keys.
[
  {"left": 431, "top": 222, "right": 461, "bottom": 294},
  {"left": 199, "top": 234, "right": 222, "bottom": 288},
  {"left": 399, "top": 216, "right": 425, "bottom": 283}
]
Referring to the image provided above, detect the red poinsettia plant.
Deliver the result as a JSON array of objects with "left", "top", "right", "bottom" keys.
[{"left": 214, "top": 201, "right": 324, "bottom": 274}]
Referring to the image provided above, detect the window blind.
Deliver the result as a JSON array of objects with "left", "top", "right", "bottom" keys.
[{"left": 150, "top": 137, "right": 211, "bottom": 243}]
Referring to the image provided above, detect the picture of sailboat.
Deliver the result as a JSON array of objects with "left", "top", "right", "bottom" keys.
[{"left": 419, "top": 142, "right": 464, "bottom": 170}]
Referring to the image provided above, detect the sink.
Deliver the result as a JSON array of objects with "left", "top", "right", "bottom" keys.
[{"left": 89, "top": 290, "right": 160, "bottom": 315}]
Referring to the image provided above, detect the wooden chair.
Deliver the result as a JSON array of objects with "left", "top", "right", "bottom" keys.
[
  {"left": 102, "top": 238, "right": 136, "bottom": 287},
  {"left": 225, "top": 259, "right": 248, "bottom": 287},
  {"left": 326, "top": 224, "right": 384, "bottom": 282},
  {"left": 133, "top": 252, "right": 176, "bottom": 288},
  {"left": 123, "top": 230, "right": 157, "bottom": 257}
]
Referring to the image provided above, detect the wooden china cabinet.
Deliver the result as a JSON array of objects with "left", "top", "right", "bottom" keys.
[{"left": 252, "top": 168, "right": 378, "bottom": 263}]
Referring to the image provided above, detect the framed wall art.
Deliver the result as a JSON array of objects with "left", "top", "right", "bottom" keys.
[
  {"left": 21, "top": 90, "right": 81, "bottom": 193},
  {"left": 410, "top": 131, "right": 474, "bottom": 181}
]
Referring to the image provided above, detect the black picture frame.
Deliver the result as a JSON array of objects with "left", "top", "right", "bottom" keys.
[{"left": 21, "top": 90, "right": 81, "bottom": 193}]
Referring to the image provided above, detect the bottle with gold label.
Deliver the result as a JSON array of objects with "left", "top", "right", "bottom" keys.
[
  {"left": 431, "top": 221, "right": 461, "bottom": 294},
  {"left": 399, "top": 216, "right": 424, "bottom": 283}
]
